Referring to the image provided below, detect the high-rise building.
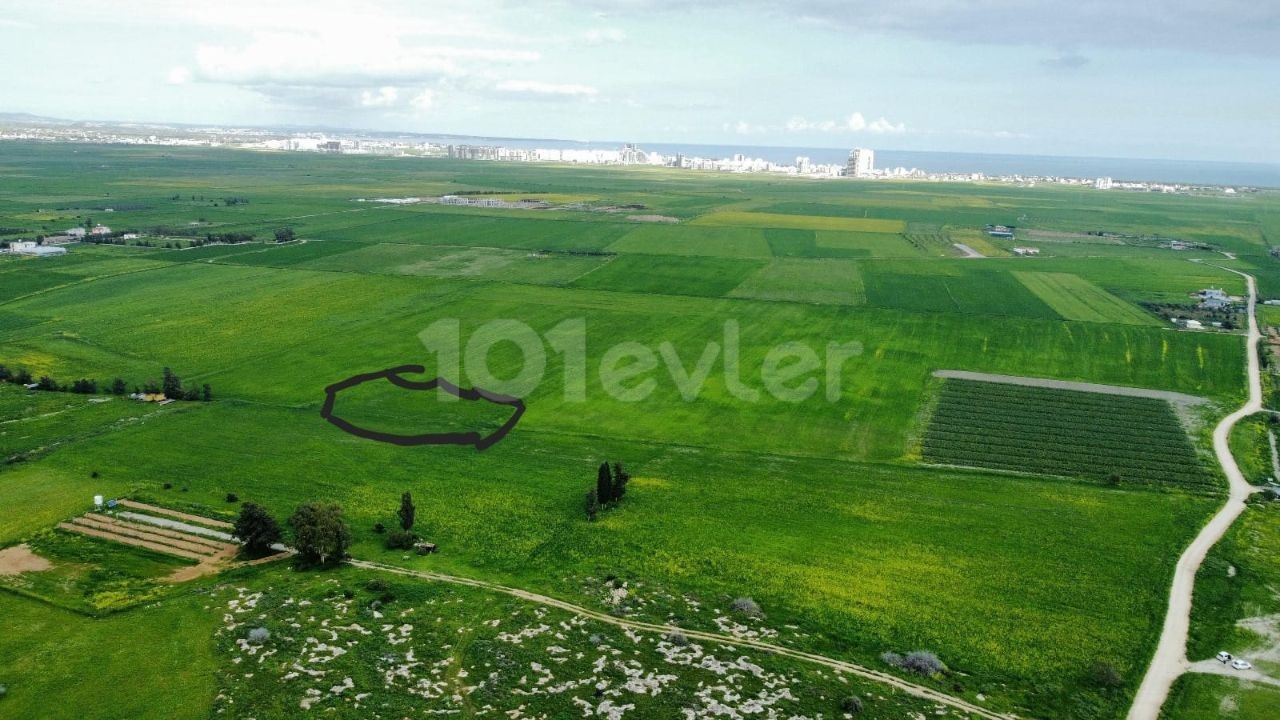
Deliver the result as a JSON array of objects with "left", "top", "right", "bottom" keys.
[{"left": 846, "top": 148, "right": 875, "bottom": 177}]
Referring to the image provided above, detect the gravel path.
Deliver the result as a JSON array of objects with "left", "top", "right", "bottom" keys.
[
  {"left": 349, "top": 558, "right": 1017, "bottom": 720},
  {"left": 952, "top": 243, "right": 985, "bottom": 258},
  {"left": 1127, "top": 266, "right": 1262, "bottom": 720},
  {"left": 931, "top": 369, "right": 1208, "bottom": 409}
]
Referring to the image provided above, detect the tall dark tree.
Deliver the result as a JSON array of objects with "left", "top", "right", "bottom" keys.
[
  {"left": 397, "top": 491, "right": 415, "bottom": 532},
  {"left": 161, "top": 367, "right": 182, "bottom": 398},
  {"left": 234, "top": 503, "right": 283, "bottom": 556},
  {"left": 596, "top": 462, "right": 614, "bottom": 505},
  {"left": 201, "top": 383, "right": 213, "bottom": 402},
  {"left": 611, "top": 462, "right": 630, "bottom": 504},
  {"left": 110, "top": 378, "right": 128, "bottom": 395},
  {"left": 288, "top": 502, "right": 351, "bottom": 566},
  {"left": 584, "top": 489, "right": 600, "bottom": 521}
]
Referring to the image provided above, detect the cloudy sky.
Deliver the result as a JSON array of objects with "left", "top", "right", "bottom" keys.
[{"left": 2, "top": 0, "right": 1277, "bottom": 162}]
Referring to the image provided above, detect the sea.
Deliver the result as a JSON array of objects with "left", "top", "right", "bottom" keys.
[{"left": 420, "top": 135, "right": 1280, "bottom": 188}]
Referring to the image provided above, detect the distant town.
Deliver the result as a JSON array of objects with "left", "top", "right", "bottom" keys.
[{"left": 0, "top": 115, "right": 1253, "bottom": 196}]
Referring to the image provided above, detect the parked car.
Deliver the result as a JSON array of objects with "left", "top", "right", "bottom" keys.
[
  {"left": 1231, "top": 659, "right": 1253, "bottom": 671},
  {"left": 1217, "top": 651, "right": 1233, "bottom": 663}
]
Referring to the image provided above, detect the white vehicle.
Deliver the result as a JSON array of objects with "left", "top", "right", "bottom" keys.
[
  {"left": 1231, "top": 659, "right": 1253, "bottom": 671},
  {"left": 1216, "top": 651, "right": 1232, "bottom": 663}
]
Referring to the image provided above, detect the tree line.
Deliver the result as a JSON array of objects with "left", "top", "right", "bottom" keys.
[{"left": 0, "top": 364, "right": 212, "bottom": 401}]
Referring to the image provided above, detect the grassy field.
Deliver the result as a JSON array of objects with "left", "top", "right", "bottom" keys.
[
  {"left": 2, "top": 142, "right": 1278, "bottom": 719},
  {"left": 922, "top": 379, "right": 1213, "bottom": 489}
]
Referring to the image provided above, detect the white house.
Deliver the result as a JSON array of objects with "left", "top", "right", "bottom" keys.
[
  {"left": 90, "top": 224, "right": 111, "bottom": 236},
  {"left": 65, "top": 227, "right": 86, "bottom": 239}
]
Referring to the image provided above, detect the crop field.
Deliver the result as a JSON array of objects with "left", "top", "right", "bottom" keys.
[
  {"left": 1, "top": 143, "right": 1278, "bottom": 720},
  {"left": 1013, "top": 271, "right": 1160, "bottom": 325},
  {"left": 922, "top": 378, "right": 1212, "bottom": 489}
]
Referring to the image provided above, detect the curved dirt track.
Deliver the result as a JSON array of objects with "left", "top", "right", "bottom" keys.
[
  {"left": 1127, "top": 267, "right": 1262, "bottom": 720},
  {"left": 349, "top": 559, "right": 1016, "bottom": 720}
]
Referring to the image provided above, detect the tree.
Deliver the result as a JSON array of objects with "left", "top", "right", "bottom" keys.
[
  {"left": 110, "top": 377, "right": 128, "bottom": 395},
  {"left": 274, "top": 226, "right": 296, "bottom": 243},
  {"left": 161, "top": 367, "right": 182, "bottom": 399},
  {"left": 288, "top": 502, "right": 351, "bottom": 566},
  {"left": 36, "top": 375, "right": 59, "bottom": 391},
  {"left": 234, "top": 503, "right": 283, "bottom": 556},
  {"left": 201, "top": 383, "right": 213, "bottom": 401},
  {"left": 597, "top": 462, "right": 614, "bottom": 505},
  {"left": 0, "top": 365, "right": 10, "bottom": 381},
  {"left": 13, "top": 368, "right": 32, "bottom": 385},
  {"left": 584, "top": 489, "right": 600, "bottom": 521},
  {"left": 611, "top": 462, "right": 630, "bottom": 503},
  {"left": 397, "top": 491, "right": 415, "bottom": 532}
]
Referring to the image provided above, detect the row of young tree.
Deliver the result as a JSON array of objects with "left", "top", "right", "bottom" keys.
[
  {"left": 234, "top": 492, "right": 418, "bottom": 565},
  {"left": 585, "top": 462, "right": 630, "bottom": 521},
  {"left": 0, "top": 364, "right": 212, "bottom": 401}
]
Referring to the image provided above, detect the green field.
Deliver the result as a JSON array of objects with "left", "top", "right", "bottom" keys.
[
  {"left": 922, "top": 379, "right": 1213, "bottom": 489},
  {"left": 1, "top": 142, "right": 1278, "bottom": 720}
]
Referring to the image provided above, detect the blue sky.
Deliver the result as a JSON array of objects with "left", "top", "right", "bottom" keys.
[{"left": 2, "top": 0, "right": 1277, "bottom": 162}]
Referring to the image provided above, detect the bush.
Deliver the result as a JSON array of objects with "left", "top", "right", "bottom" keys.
[
  {"left": 0, "top": 683, "right": 6, "bottom": 698},
  {"left": 385, "top": 529, "right": 416, "bottom": 550},
  {"left": 247, "top": 627, "right": 270, "bottom": 645},
  {"left": 840, "top": 695, "right": 863, "bottom": 714},
  {"left": 373, "top": 522, "right": 386, "bottom": 534},
  {"left": 366, "top": 579, "right": 390, "bottom": 593},
  {"left": 162, "top": 482, "right": 172, "bottom": 490},
  {"left": 225, "top": 492, "right": 239, "bottom": 503},
  {"left": 887, "top": 651, "right": 946, "bottom": 677},
  {"left": 732, "top": 597, "right": 762, "bottom": 618},
  {"left": 1088, "top": 661, "right": 1124, "bottom": 689},
  {"left": 666, "top": 629, "right": 689, "bottom": 646},
  {"left": 880, "top": 651, "right": 903, "bottom": 667}
]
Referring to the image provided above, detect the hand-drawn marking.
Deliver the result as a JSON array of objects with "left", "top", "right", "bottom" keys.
[{"left": 320, "top": 365, "right": 524, "bottom": 451}]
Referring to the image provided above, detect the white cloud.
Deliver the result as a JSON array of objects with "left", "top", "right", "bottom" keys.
[
  {"left": 166, "top": 66, "right": 192, "bottom": 85},
  {"left": 494, "top": 79, "right": 598, "bottom": 97},
  {"left": 725, "top": 120, "right": 765, "bottom": 135},
  {"left": 583, "top": 27, "right": 626, "bottom": 44},
  {"left": 785, "top": 111, "right": 905, "bottom": 134},
  {"left": 410, "top": 89, "right": 436, "bottom": 110},
  {"left": 359, "top": 86, "right": 399, "bottom": 107},
  {"left": 193, "top": 31, "right": 537, "bottom": 88}
]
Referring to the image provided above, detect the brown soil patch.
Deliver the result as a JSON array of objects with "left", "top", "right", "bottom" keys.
[
  {"left": 627, "top": 214, "right": 680, "bottom": 224},
  {"left": 0, "top": 544, "right": 52, "bottom": 575},
  {"left": 58, "top": 522, "right": 208, "bottom": 561}
]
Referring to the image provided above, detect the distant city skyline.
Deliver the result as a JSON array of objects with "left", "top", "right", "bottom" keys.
[{"left": 1, "top": 0, "right": 1277, "bottom": 164}]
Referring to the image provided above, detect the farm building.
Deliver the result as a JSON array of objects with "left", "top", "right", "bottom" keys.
[
  {"left": 985, "top": 225, "right": 1015, "bottom": 238},
  {"left": 8, "top": 241, "right": 67, "bottom": 257},
  {"left": 1011, "top": 247, "right": 1040, "bottom": 256},
  {"left": 1198, "top": 288, "right": 1231, "bottom": 310}
]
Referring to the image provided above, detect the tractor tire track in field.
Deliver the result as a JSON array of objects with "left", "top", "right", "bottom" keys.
[
  {"left": 1127, "top": 266, "right": 1262, "bottom": 720},
  {"left": 348, "top": 558, "right": 1017, "bottom": 720}
]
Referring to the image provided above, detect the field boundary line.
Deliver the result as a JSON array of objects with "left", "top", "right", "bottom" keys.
[
  {"left": 348, "top": 558, "right": 1017, "bottom": 720},
  {"left": 931, "top": 370, "right": 1209, "bottom": 408}
]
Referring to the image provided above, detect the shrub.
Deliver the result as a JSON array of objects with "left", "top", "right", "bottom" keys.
[
  {"left": 90, "top": 471, "right": 100, "bottom": 479},
  {"left": 666, "top": 629, "right": 689, "bottom": 646},
  {"left": 247, "top": 627, "right": 270, "bottom": 645},
  {"left": 385, "top": 530, "right": 416, "bottom": 550},
  {"left": 0, "top": 683, "right": 6, "bottom": 698},
  {"left": 840, "top": 695, "right": 864, "bottom": 714},
  {"left": 366, "top": 579, "right": 390, "bottom": 593},
  {"left": 373, "top": 522, "right": 386, "bottom": 534},
  {"left": 732, "top": 597, "right": 763, "bottom": 618},
  {"left": 162, "top": 482, "right": 172, "bottom": 490},
  {"left": 225, "top": 492, "right": 239, "bottom": 503},
  {"left": 899, "top": 651, "right": 946, "bottom": 676},
  {"left": 880, "top": 651, "right": 903, "bottom": 667},
  {"left": 1088, "top": 661, "right": 1124, "bottom": 689}
]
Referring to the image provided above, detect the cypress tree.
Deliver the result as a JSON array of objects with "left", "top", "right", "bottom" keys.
[
  {"left": 611, "top": 462, "right": 629, "bottom": 503},
  {"left": 596, "top": 462, "right": 613, "bottom": 505}
]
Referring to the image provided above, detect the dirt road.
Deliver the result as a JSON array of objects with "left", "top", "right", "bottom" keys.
[
  {"left": 1127, "top": 267, "right": 1262, "bottom": 720},
  {"left": 349, "top": 558, "right": 1016, "bottom": 720},
  {"left": 931, "top": 369, "right": 1208, "bottom": 408}
]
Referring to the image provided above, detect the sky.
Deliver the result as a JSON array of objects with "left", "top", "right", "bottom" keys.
[{"left": 1, "top": 0, "right": 1278, "bottom": 163}]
